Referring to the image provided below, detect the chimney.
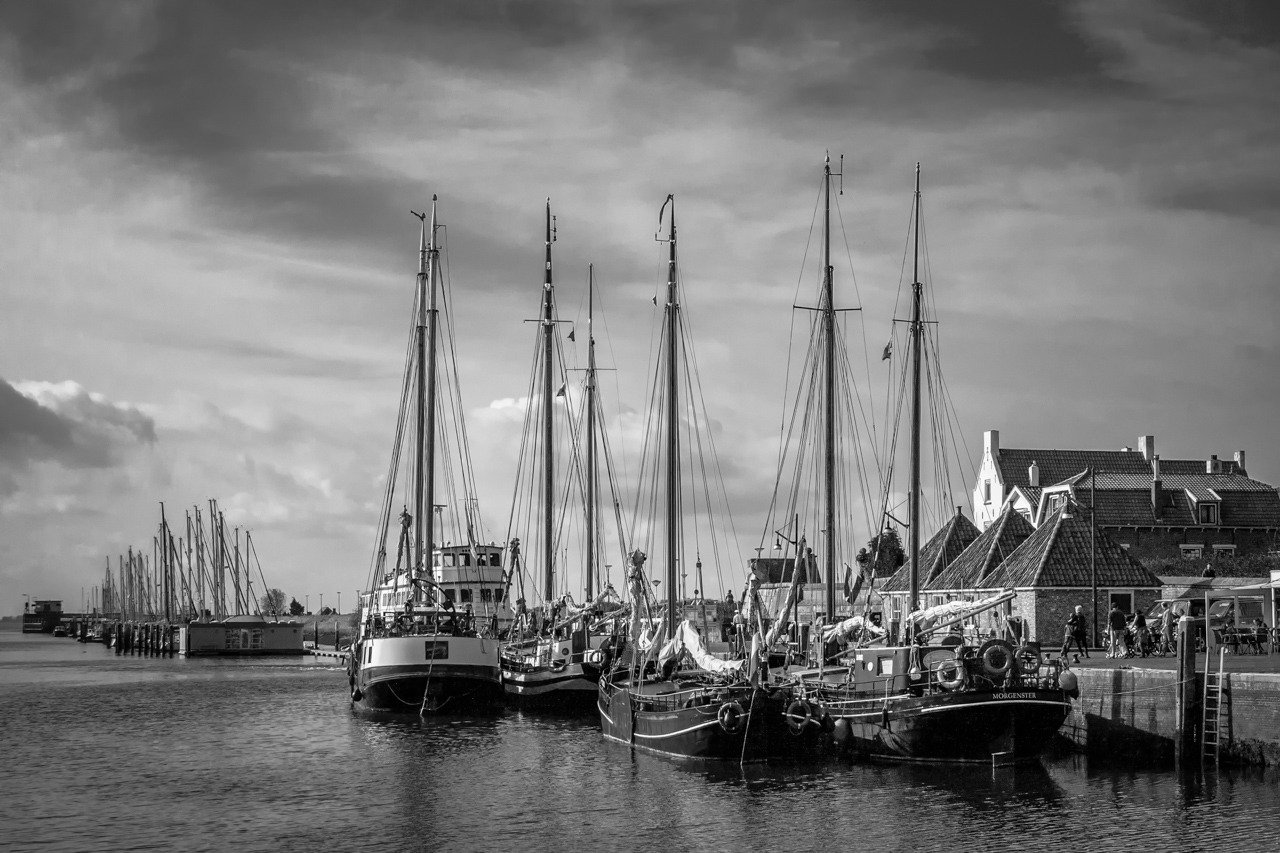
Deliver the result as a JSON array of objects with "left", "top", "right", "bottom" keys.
[
  {"left": 985, "top": 430, "right": 1000, "bottom": 463},
  {"left": 1028, "top": 460, "right": 1039, "bottom": 487},
  {"left": 1207, "top": 454, "right": 1219, "bottom": 474},
  {"left": 1152, "top": 454, "right": 1162, "bottom": 521},
  {"left": 1139, "top": 435, "right": 1155, "bottom": 461},
  {"left": 1234, "top": 450, "right": 1246, "bottom": 475}
]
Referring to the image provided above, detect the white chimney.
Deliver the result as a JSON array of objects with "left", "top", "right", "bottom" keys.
[
  {"left": 1139, "top": 435, "right": 1155, "bottom": 461},
  {"left": 1028, "top": 460, "right": 1039, "bottom": 487},
  {"left": 985, "top": 430, "right": 1000, "bottom": 463},
  {"left": 1207, "top": 454, "right": 1219, "bottom": 474},
  {"left": 1234, "top": 451, "right": 1246, "bottom": 474}
]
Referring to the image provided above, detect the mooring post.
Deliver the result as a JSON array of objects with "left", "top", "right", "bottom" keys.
[{"left": 1175, "top": 614, "right": 1196, "bottom": 765}]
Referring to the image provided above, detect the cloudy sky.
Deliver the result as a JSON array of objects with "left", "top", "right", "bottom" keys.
[{"left": 2, "top": 0, "right": 1278, "bottom": 616}]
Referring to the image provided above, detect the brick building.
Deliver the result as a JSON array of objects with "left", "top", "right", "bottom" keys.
[{"left": 973, "top": 431, "right": 1280, "bottom": 565}]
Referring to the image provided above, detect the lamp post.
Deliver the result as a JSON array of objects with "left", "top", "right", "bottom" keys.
[
  {"left": 305, "top": 594, "right": 309, "bottom": 615},
  {"left": 336, "top": 591, "right": 341, "bottom": 650}
]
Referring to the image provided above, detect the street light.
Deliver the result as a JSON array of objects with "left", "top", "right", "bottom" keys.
[{"left": 306, "top": 594, "right": 309, "bottom": 615}]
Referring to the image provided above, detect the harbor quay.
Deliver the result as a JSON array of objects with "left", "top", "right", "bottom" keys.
[{"left": 1057, "top": 648, "right": 1280, "bottom": 767}]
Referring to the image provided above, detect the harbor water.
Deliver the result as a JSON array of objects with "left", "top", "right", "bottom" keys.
[{"left": 2, "top": 631, "right": 1278, "bottom": 853}]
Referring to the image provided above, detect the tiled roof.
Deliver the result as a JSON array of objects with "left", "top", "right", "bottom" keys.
[
  {"left": 1071, "top": 484, "right": 1280, "bottom": 529},
  {"left": 879, "top": 512, "right": 980, "bottom": 592},
  {"left": 1001, "top": 448, "right": 1244, "bottom": 492},
  {"left": 1000, "top": 449, "right": 1147, "bottom": 489},
  {"left": 928, "top": 506, "right": 1036, "bottom": 592},
  {"left": 984, "top": 506, "right": 1162, "bottom": 589}
]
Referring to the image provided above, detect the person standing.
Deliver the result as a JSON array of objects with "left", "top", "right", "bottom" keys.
[
  {"left": 1107, "top": 603, "right": 1128, "bottom": 658},
  {"left": 1062, "top": 605, "right": 1089, "bottom": 658},
  {"left": 1131, "top": 608, "right": 1149, "bottom": 657}
]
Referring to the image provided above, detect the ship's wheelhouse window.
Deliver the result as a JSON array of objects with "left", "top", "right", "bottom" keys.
[
  {"left": 442, "top": 553, "right": 456, "bottom": 566},
  {"left": 461, "top": 553, "right": 472, "bottom": 567}
]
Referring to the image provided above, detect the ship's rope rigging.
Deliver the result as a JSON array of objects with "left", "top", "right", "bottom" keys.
[
  {"left": 363, "top": 225, "right": 494, "bottom": 616},
  {"left": 879, "top": 186, "right": 979, "bottom": 540},
  {"left": 759, "top": 172, "right": 880, "bottom": 598},
  {"left": 628, "top": 240, "right": 743, "bottom": 607}
]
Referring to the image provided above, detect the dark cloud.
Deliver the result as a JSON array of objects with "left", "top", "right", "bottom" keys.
[
  {"left": 0, "top": 379, "right": 156, "bottom": 469},
  {"left": 1168, "top": 0, "right": 1280, "bottom": 51},
  {"left": 1150, "top": 179, "right": 1280, "bottom": 223},
  {"left": 0, "top": 378, "right": 75, "bottom": 458}
]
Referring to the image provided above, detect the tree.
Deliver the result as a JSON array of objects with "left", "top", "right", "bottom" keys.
[
  {"left": 260, "top": 588, "right": 288, "bottom": 616},
  {"left": 288, "top": 597, "right": 305, "bottom": 617},
  {"left": 859, "top": 527, "right": 906, "bottom": 580}
]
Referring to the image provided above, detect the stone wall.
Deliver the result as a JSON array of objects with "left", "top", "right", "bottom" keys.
[{"left": 1059, "top": 666, "right": 1280, "bottom": 766}]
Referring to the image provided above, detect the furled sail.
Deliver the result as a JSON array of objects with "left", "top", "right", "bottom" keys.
[{"left": 657, "top": 619, "right": 745, "bottom": 675}]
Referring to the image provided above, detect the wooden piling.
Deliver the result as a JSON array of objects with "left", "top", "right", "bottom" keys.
[{"left": 1175, "top": 615, "right": 1197, "bottom": 765}]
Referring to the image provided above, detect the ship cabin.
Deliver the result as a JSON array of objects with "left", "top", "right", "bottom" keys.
[{"left": 362, "top": 543, "right": 515, "bottom": 637}]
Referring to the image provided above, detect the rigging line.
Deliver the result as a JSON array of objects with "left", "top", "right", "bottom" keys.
[
  {"left": 367, "top": 279, "right": 420, "bottom": 591},
  {"left": 834, "top": 185, "right": 880, "bottom": 462},
  {"left": 759, "top": 304, "right": 822, "bottom": 551},
  {"left": 677, "top": 282, "right": 744, "bottom": 578}
]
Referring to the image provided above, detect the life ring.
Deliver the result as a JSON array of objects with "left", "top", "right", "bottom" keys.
[
  {"left": 1016, "top": 646, "right": 1043, "bottom": 677},
  {"left": 933, "top": 657, "right": 965, "bottom": 691},
  {"left": 718, "top": 701, "right": 745, "bottom": 733},
  {"left": 978, "top": 639, "right": 1015, "bottom": 679},
  {"left": 785, "top": 699, "right": 814, "bottom": 733}
]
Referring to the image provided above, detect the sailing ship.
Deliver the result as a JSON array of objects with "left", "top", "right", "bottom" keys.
[
  {"left": 349, "top": 198, "right": 505, "bottom": 715},
  {"left": 499, "top": 203, "right": 623, "bottom": 711},
  {"left": 597, "top": 195, "right": 818, "bottom": 761},
  {"left": 787, "top": 164, "right": 1076, "bottom": 763}
]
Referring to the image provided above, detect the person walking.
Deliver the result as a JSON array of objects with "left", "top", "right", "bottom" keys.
[
  {"left": 1107, "top": 603, "right": 1128, "bottom": 658},
  {"left": 1131, "top": 608, "right": 1149, "bottom": 657},
  {"left": 1062, "top": 605, "right": 1089, "bottom": 659}
]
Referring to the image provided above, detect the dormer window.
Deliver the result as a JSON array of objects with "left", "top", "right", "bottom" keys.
[
  {"left": 1198, "top": 503, "right": 1219, "bottom": 525},
  {"left": 983, "top": 480, "right": 991, "bottom": 504},
  {"left": 1048, "top": 494, "right": 1066, "bottom": 513}
]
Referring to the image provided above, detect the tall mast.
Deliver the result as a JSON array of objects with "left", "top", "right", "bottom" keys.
[
  {"left": 413, "top": 198, "right": 440, "bottom": 596},
  {"left": 822, "top": 155, "right": 836, "bottom": 617},
  {"left": 908, "top": 162, "right": 923, "bottom": 634},
  {"left": 541, "top": 200, "right": 556, "bottom": 604},
  {"left": 161, "top": 502, "right": 172, "bottom": 622},
  {"left": 662, "top": 195, "right": 679, "bottom": 637},
  {"left": 585, "top": 264, "right": 597, "bottom": 602}
]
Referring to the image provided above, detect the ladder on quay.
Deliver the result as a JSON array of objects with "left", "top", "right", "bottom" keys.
[{"left": 1202, "top": 647, "right": 1226, "bottom": 765}]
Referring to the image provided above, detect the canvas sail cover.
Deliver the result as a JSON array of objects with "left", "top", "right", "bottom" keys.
[
  {"left": 906, "top": 589, "right": 1015, "bottom": 636},
  {"left": 657, "top": 619, "right": 745, "bottom": 675}
]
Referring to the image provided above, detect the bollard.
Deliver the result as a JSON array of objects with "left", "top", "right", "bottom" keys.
[{"left": 1175, "top": 614, "right": 1197, "bottom": 766}]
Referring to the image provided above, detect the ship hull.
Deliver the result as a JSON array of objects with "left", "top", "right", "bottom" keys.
[
  {"left": 822, "top": 687, "right": 1071, "bottom": 764},
  {"left": 501, "top": 660, "right": 601, "bottom": 712},
  {"left": 597, "top": 672, "right": 819, "bottom": 762},
  {"left": 351, "top": 635, "right": 503, "bottom": 715}
]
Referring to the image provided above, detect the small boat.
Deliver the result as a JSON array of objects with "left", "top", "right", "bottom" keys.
[
  {"left": 788, "top": 165, "right": 1075, "bottom": 763},
  {"left": 349, "top": 198, "right": 504, "bottom": 715},
  {"left": 597, "top": 195, "right": 818, "bottom": 762}
]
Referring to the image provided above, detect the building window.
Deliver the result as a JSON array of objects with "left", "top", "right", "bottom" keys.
[
  {"left": 443, "top": 589, "right": 456, "bottom": 602},
  {"left": 1108, "top": 591, "right": 1133, "bottom": 615},
  {"left": 983, "top": 481, "right": 991, "bottom": 504},
  {"left": 480, "top": 589, "right": 493, "bottom": 603},
  {"left": 460, "top": 589, "right": 474, "bottom": 603},
  {"left": 1198, "top": 503, "right": 1219, "bottom": 525},
  {"left": 1180, "top": 545, "right": 1203, "bottom": 559},
  {"left": 1212, "top": 545, "right": 1236, "bottom": 558}
]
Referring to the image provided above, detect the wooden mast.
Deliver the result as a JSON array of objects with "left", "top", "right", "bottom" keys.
[
  {"left": 585, "top": 263, "right": 596, "bottom": 602},
  {"left": 413, "top": 198, "right": 440, "bottom": 599},
  {"left": 541, "top": 200, "right": 556, "bottom": 604},
  {"left": 662, "top": 195, "right": 679, "bottom": 637},
  {"left": 908, "top": 163, "right": 923, "bottom": 635},
  {"left": 822, "top": 155, "right": 836, "bottom": 617}
]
